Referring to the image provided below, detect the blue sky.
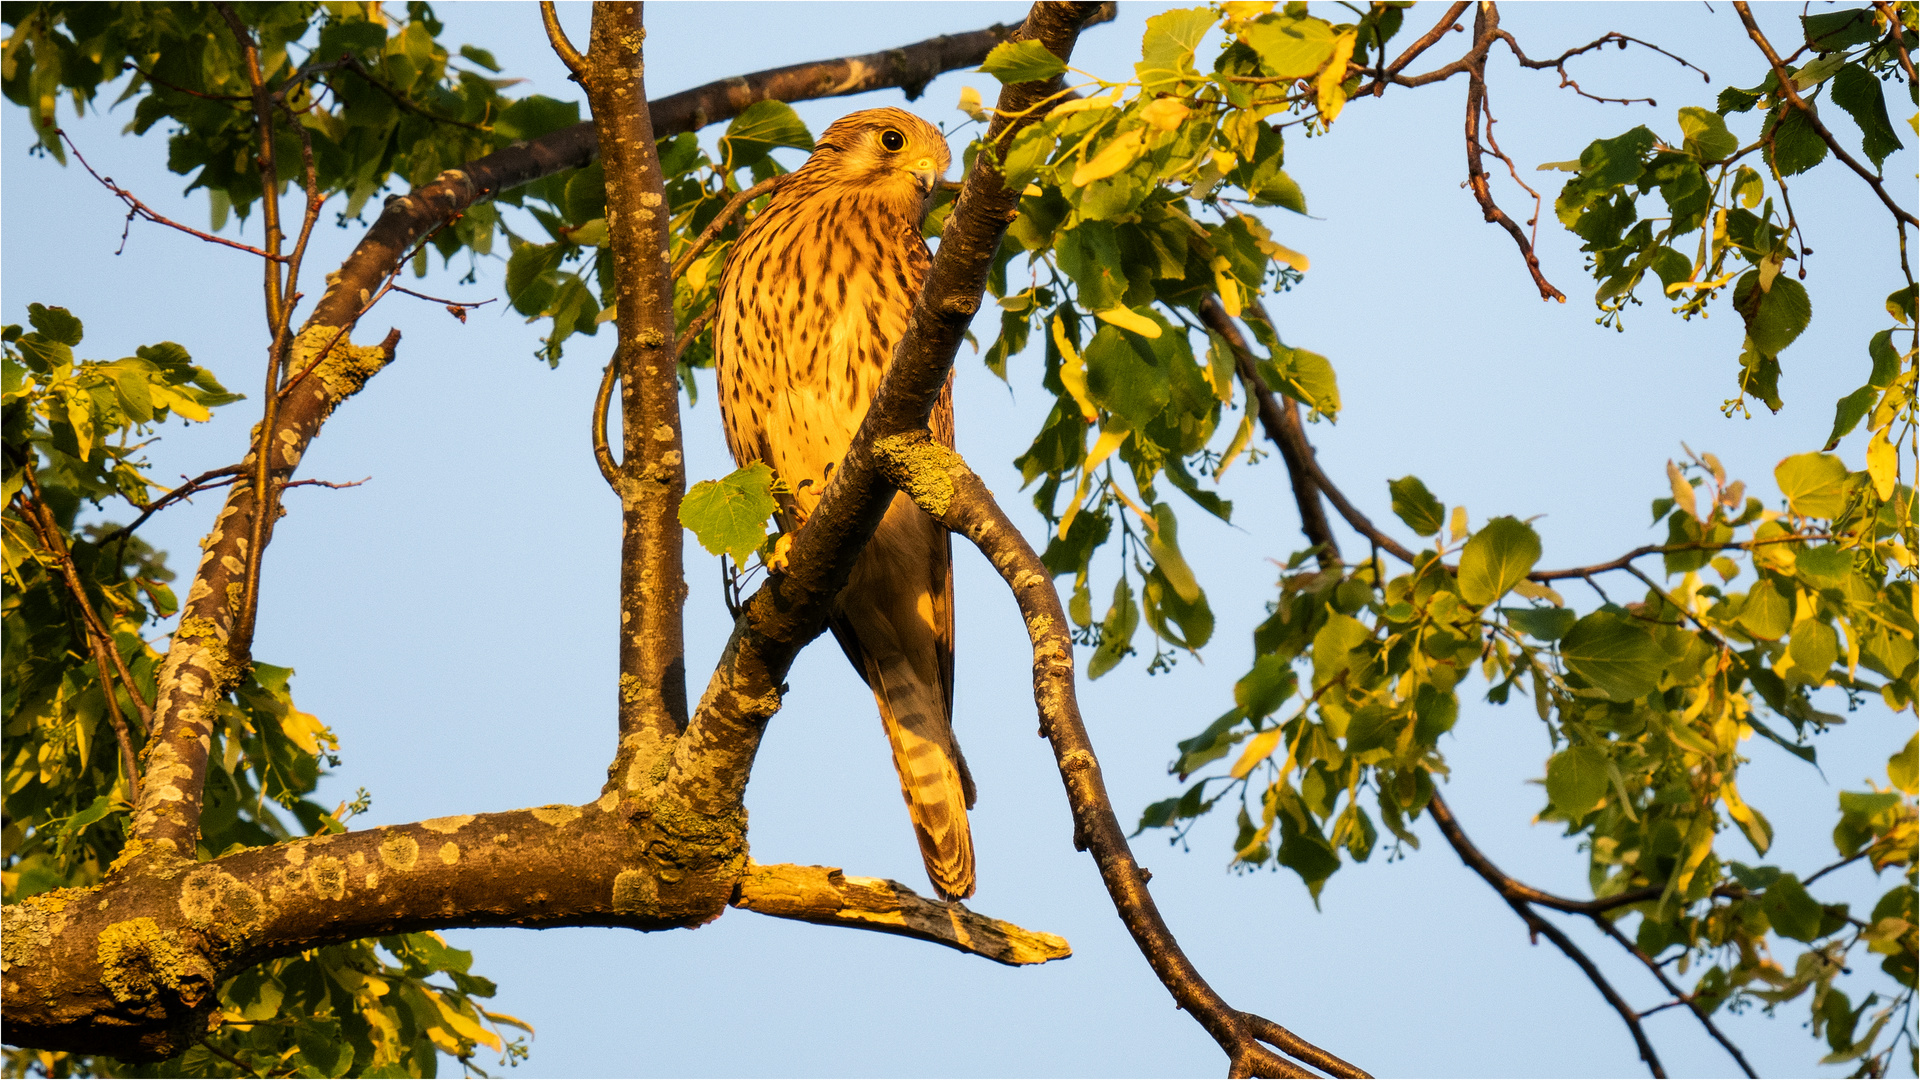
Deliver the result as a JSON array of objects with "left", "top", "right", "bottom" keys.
[{"left": 3, "top": 2, "right": 1911, "bottom": 1076}]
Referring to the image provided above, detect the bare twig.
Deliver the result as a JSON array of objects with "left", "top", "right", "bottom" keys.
[
  {"left": 1591, "top": 915, "right": 1758, "bottom": 1077},
  {"left": 1498, "top": 28, "right": 1710, "bottom": 102},
  {"left": 96, "top": 467, "right": 247, "bottom": 547},
  {"left": 121, "top": 62, "right": 251, "bottom": 103},
  {"left": 670, "top": 176, "right": 784, "bottom": 281},
  {"left": 1427, "top": 794, "right": 1666, "bottom": 1077},
  {"left": 388, "top": 284, "right": 495, "bottom": 309},
  {"left": 334, "top": 54, "right": 493, "bottom": 133},
  {"left": 55, "top": 130, "right": 285, "bottom": 261},
  {"left": 1466, "top": 6, "right": 1565, "bottom": 302},
  {"left": 1732, "top": 1, "right": 1918, "bottom": 228}
]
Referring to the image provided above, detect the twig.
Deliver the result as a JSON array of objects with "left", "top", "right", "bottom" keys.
[
  {"left": 1874, "top": 1, "right": 1917, "bottom": 84},
  {"left": 55, "top": 130, "right": 285, "bottom": 261},
  {"left": 1591, "top": 915, "right": 1758, "bottom": 1077},
  {"left": 389, "top": 284, "right": 496, "bottom": 309},
  {"left": 1466, "top": 6, "right": 1565, "bottom": 302},
  {"left": 198, "top": 1037, "right": 262, "bottom": 1079},
  {"left": 1427, "top": 793, "right": 1666, "bottom": 1077},
  {"left": 334, "top": 54, "right": 492, "bottom": 133},
  {"left": 539, "top": 1, "right": 587, "bottom": 79},
  {"left": 670, "top": 176, "right": 784, "bottom": 281},
  {"left": 1803, "top": 849, "right": 1871, "bottom": 887},
  {"left": 1384, "top": 2, "right": 1473, "bottom": 78},
  {"left": 1478, "top": 90, "right": 1546, "bottom": 252},
  {"left": 1498, "top": 28, "right": 1710, "bottom": 102},
  {"left": 1732, "top": 1, "right": 1918, "bottom": 228},
  {"left": 12, "top": 474, "right": 149, "bottom": 790},
  {"left": 121, "top": 61, "right": 251, "bottom": 103},
  {"left": 97, "top": 466, "right": 247, "bottom": 547},
  {"left": 594, "top": 303, "right": 717, "bottom": 491}
]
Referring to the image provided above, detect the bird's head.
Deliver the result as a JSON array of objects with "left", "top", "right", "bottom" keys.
[{"left": 806, "top": 107, "right": 951, "bottom": 213}]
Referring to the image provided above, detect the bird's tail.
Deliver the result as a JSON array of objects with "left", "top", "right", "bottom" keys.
[{"left": 866, "top": 655, "right": 975, "bottom": 901}]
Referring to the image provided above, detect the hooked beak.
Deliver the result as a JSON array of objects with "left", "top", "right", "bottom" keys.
[{"left": 909, "top": 156, "right": 944, "bottom": 197}]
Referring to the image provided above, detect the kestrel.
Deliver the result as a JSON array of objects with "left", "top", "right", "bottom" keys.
[{"left": 713, "top": 108, "right": 975, "bottom": 900}]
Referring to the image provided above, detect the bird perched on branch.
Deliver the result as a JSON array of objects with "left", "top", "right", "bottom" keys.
[{"left": 713, "top": 107, "right": 975, "bottom": 900}]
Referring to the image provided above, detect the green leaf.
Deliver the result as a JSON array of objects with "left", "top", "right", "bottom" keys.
[
  {"left": 1089, "top": 573, "right": 1140, "bottom": 679},
  {"left": 1457, "top": 517, "right": 1541, "bottom": 607},
  {"left": 1775, "top": 452, "right": 1850, "bottom": 519},
  {"left": 1803, "top": 8, "right": 1879, "bottom": 52},
  {"left": 1733, "top": 272, "right": 1811, "bottom": 357},
  {"left": 493, "top": 94, "right": 581, "bottom": 142},
  {"left": 1387, "top": 476, "right": 1445, "bottom": 536},
  {"left": 1546, "top": 745, "right": 1609, "bottom": 816},
  {"left": 1889, "top": 733, "right": 1918, "bottom": 795},
  {"left": 27, "top": 303, "right": 83, "bottom": 346},
  {"left": 1561, "top": 612, "right": 1665, "bottom": 701},
  {"left": 719, "top": 100, "right": 814, "bottom": 172},
  {"left": 458, "top": 44, "right": 501, "bottom": 72},
  {"left": 1145, "top": 503, "right": 1200, "bottom": 603},
  {"left": 1762, "top": 874, "right": 1824, "bottom": 942},
  {"left": 1831, "top": 63, "right": 1904, "bottom": 168},
  {"left": 1144, "top": 564, "right": 1214, "bottom": 649},
  {"left": 978, "top": 39, "right": 1067, "bottom": 84},
  {"left": 1677, "top": 106, "right": 1737, "bottom": 161},
  {"left": 1786, "top": 617, "right": 1839, "bottom": 683},
  {"left": 1240, "top": 13, "right": 1336, "bottom": 79},
  {"left": 1795, "top": 544, "right": 1851, "bottom": 587},
  {"left": 1345, "top": 704, "right": 1399, "bottom": 755},
  {"left": 1737, "top": 579, "right": 1792, "bottom": 640},
  {"left": 1824, "top": 384, "right": 1877, "bottom": 450},
  {"left": 677, "top": 463, "right": 777, "bottom": 566},
  {"left": 1503, "top": 606, "right": 1577, "bottom": 642},
  {"left": 1277, "top": 347, "right": 1339, "bottom": 417},
  {"left": 1765, "top": 105, "right": 1829, "bottom": 176},
  {"left": 1235, "top": 654, "right": 1296, "bottom": 720},
  {"left": 1136, "top": 8, "right": 1216, "bottom": 89},
  {"left": 1082, "top": 324, "right": 1169, "bottom": 428},
  {"left": 1869, "top": 329, "right": 1900, "bottom": 387}
]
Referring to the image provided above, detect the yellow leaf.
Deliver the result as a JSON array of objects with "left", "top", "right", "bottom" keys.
[
  {"left": 280, "top": 709, "right": 333, "bottom": 756},
  {"left": 1449, "top": 505, "right": 1469, "bottom": 545},
  {"left": 1215, "top": 410, "right": 1256, "bottom": 481},
  {"left": 1230, "top": 727, "right": 1284, "bottom": 779},
  {"left": 1315, "top": 31, "right": 1357, "bottom": 125},
  {"left": 1095, "top": 306, "right": 1162, "bottom": 338},
  {"left": 1140, "top": 97, "right": 1190, "bottom": 131},
  {"left": 1211, "top": 258, "right": 1242, "bottom": 317},
  {"left": 1047, "top": 89, "right": 1120, "bottom": 119},
  {"left": 1866, "top": 430, "right": 1899, "bottom": 500},
  {"left": 1667, "top": 460, "right": 1698, "bottom": 521},
  {"left": 1050, "top": 315, "right": 1099, "bottom": 423},
  {"left": 1072, "top": 128, "right": 1146, "bottom": 187},
  {"left": 956, "top": 86, "right": 988, "bottom": 123}
]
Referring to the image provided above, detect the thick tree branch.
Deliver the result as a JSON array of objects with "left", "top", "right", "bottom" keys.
[
  {"left": 581, "top": 2, "right": 691, "bottom": 794},
  {"left": 731, "top": 862, "right": 1071, "bottom": 966},
  {"left": 128, "top": 328, "right": 400, "bottom": 854},
  {"left": 871, "top": 433, "right": 1364, "bottom": 1079},
  {"left": 1731, "top": 1, "right": 1917, "bottom": 229}
]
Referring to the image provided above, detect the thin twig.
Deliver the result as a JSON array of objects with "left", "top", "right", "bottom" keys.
[
  {"left": 55, "top": 130, "right": 285, "bottom": 261},
  {"left": 1803, "top": 849, "right": 1871, "bottom": 887},
  {"left": 670, "top": 176, "right": 784, "bottom": 280},
  {"left": 1873, "top": 1, "right": 1917, "bottom": 83},
  {"left": 121, "top": 61, "right": 251, "bottom": 103},
  {"left": 1591, "top": 916, "right": 1758, "bottom": 1077},
  {"left": 334, "top": 54, "right": 492, "bottom": 133},
  {"left": 1732, "top": 1, "right": 1918, "bottom": 228},
  {"left": 389, "top": 284, "right": 496, "bottom": 309},
  {"left": 1466, "top": 7, "right": 1565, "bottom": 302},
  {"left": 1427, "top": 793, "right": 1666, "bottom": 1077},
  {"left": 198, "top": 1037, "right": 263, "bottom": 1079},
  {"left": 97, "top": 467, "right": 247, "bottom": 547}
]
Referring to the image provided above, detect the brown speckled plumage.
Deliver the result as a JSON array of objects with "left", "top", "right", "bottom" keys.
[{"left": 714, "top": 108, "right": 975, "bottom": 900}]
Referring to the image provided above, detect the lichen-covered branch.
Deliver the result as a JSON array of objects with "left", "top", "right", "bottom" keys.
[
  {"left": 732, "top": 862, "right": 1071, "bottom": 966},
  {"left": 871, "top": 432, "right": 1366, "bottom": 1080},
  {"left": 128, "top": 328, "right": 400, "bottom": 855},
  {"left": 580, "top": 2, "right": 691, "bottom": 794}
]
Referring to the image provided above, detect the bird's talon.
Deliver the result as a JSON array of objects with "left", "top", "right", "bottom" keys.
[{"left": 767, "top": 533, "right": 795, "bottom": 572}]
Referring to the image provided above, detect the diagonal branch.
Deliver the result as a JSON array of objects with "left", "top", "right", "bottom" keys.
[
  {"left": 874, "top": 433, "right": 1365, "bottom": 1079},
  {"left": 1465, "top": 5, "right": 1564, "bottom": 302},
  {"left": 1731, "top": 1, "right": 1917, "bottom": 229},
  {"left": 732, "top": 862, "right": 1071, "bottom": 966},
  {"left": 1427, "top": 793, "right": 1666, "bottom": 1078}
]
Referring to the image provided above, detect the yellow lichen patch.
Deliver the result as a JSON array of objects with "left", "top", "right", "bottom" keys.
[
  {"left": 97, "top": 917, "right": 214, "bottom": 1008},
  {"left": 379, "top": 834, "right": 419, "bottom": 872},
  {"left": 438, "top": 842, "right": 460, "bottom": 865},
  {"left": 596, "top": 791, "right": 620, "bottom": 813},
  {"left": 1, "top": 891, "right": 75, "bottom": 973},
  {"left": 307, "top": 856, "right": 348, "bottom": 901},
  {"left": 283, "top": 844, "right": 306, "bottom": 866},
  {"left": 531, "top": 804, "right": 582, "bottom": 828},
  {"left": 177, "top": 867, "right": 265, "bottom": 940},
  {"left": 421, "top": 815, "right": 474, "bottom": 835},
  {"left": 365, "top": 871, "right": 379, "bottom": 889},
  {"left": 873, "top": 432, "right": 961, "bottom": 517},
  {"left": 619, "top": 673, "right": 644, "bottom": 705},
  {"left": 292, "top": 324, "right": 390, "bottom": 403},
  {"left": 611, "top": 868, "right": 653, "bottom": 914}
]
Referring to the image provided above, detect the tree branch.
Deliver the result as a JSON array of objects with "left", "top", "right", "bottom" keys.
[
  {"left": 581, "top": 2, "right": 691, "bottom": 794},
  {"left": 1731, "top": 0, "right": 1917, "bottom": 228},
  {"left": 1466, "top": 5, "right": 1564, "bottom": 302},
  {"left": 731, "top": 862, "right": 1071, "bottom": 966},
  {"left": 1426, "top": 793, "right": 1666, "bottom": 1078},
  {"left": 873, "top": 433, "right": 1365, "bottom": 1079}
]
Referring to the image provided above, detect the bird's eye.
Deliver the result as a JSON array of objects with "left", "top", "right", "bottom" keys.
[{"left": 880, "top": 128, "right": 906, "bottom": 152}]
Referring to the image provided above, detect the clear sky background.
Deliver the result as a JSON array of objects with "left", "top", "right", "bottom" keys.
[{"left": 3, "top": 2, "right": 1912, "bottom": 1077}]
